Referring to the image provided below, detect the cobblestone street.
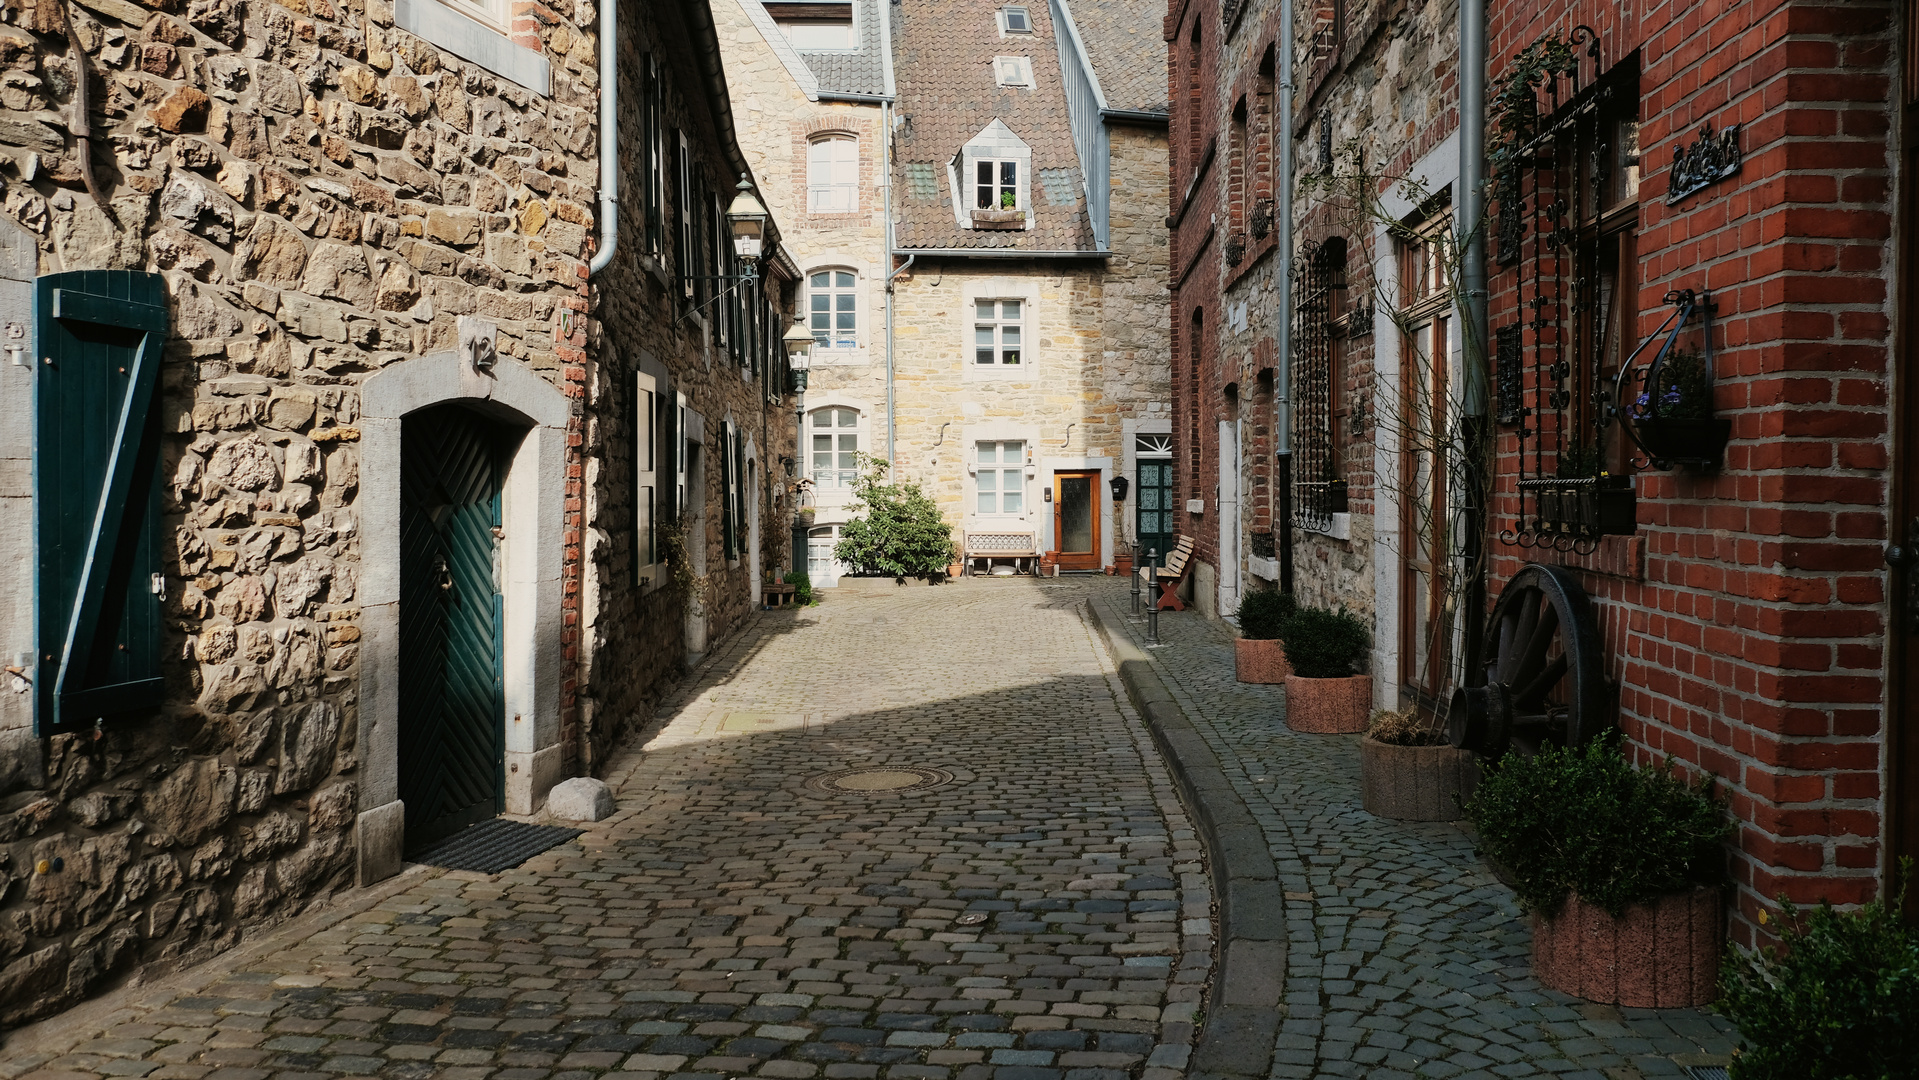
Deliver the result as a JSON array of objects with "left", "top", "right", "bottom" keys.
[
  {"left": 6, "top": 582, "right": 1207, "bottom": 1080},
  {"left": 1077, "top": 579, "right": 1738, "bottom": 1080}
]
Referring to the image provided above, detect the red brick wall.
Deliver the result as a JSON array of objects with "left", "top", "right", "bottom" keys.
[
  {"left": 1168, "top": 0, "right": 1224, "bottom": 571},
  {"left": 1484, "top": 0, "right": 1897, "bottom": 946}
]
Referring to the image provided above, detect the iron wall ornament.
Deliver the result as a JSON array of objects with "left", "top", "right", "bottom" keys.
[{"left": 1666, "top": 122, "right": 1741, "bottom": 205}]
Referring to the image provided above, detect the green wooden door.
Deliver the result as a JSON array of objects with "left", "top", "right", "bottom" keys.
[
  {"left": 1136, "top": 458, "right": 1175, "bottom": 566},
  {"left": 34, "top": 271, "right": 168, "bottom": 733},
  {"left": 398, "top": 403, "right": 508, "bottom": 851}
]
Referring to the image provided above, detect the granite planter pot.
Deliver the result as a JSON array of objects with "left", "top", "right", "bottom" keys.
[
  {"left": 1235, "top": 638, "right": 1291, "bottom": 683},
  {"left": 1283, "top": 675, "right": 1371, "bottom": 733},
  {"left": 1530, "top": 888, "right": 1721, "bottom": 1007},
  {"left": 1359, "top": 736, "right": 1478, "bottom": 820}
]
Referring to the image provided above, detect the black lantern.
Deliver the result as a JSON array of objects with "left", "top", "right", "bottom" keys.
[{"left": 1109, "top": 474, "right": 1130, "bottom": 502}]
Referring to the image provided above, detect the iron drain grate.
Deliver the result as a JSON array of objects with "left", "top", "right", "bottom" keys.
[
  {"left": 411, "top": 820, "right": 583, "bottom": 873},
  {"left": 803, "top": 766, "right": 956, "bottom": 796},
  {"left": 1684, "top": 1068, "right": 1730, "bottom": 1080}
]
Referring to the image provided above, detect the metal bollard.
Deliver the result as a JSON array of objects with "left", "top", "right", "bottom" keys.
[
  {"left": 1147, "top": 548, "right": 1159, "bottom": 644},
  {"left": 1130, "top": 554, "right": 1141, "bottom": 615}
]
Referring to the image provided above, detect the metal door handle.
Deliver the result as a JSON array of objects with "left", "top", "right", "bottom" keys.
[{"left": 434, "top": 554, "right": 453, "bottom": 592}]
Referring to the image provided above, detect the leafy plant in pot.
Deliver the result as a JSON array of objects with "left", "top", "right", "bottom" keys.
[
  {"left": 1718, "top": 861, "right": 1917, "bottom": 1080},
  {"left": 1233, "top": 587, "right": 1297, "bottom": 684},
  {"left": 832, "top": 453, "right": 959, "bottom": 584},
  {"left": 1463, "top": 734, "right": 1733, "bottom": 1007},
  {"left": 1360, "top": 708, "right": 1478, "bottom": 821},
  {"left": 1281, "top": 607, "right": 1371, "bottom": 733}
]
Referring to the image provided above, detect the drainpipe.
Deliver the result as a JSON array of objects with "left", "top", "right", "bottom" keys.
[
  {"left": 884, "top": 94, "right": 912, "bottom": 480},
  {"left": 1275, "top": 0, "right": 1295, "bottom": 595},
  {"left": 587, "top": 0, "right": 618, "bottom": 275},
  {"left": 1458, "top": 0, "right": 1489, "bottom": 678}
]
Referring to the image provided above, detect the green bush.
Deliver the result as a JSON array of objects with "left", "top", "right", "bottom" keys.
[
  {"left": 1280, "top": 606, "right": 1369, "bottom": 678},
  {"left": 783, "top": 570, "right": 813, "bottom": 605},
  {"left": 1463, "top": 734, "right": 1732, "bottom": 916},
  {"left": 1720, "top": 864, "right": 1918, "bottom": 1080},
  {"left": 1235, "top": 587, "right": 1298, "bottom": 641},
  {"left": 832, "top": 454, "right": 958, "bottom": 579}
]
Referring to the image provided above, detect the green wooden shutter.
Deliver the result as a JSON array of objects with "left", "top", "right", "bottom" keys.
[
  {"left": 721, "top": 421, "right": 737, "bottom": 559},
  {"left": 35, "top": 270, "right": 168, "bottom": 734}
]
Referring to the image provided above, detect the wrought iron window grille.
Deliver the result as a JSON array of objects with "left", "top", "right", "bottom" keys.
[
  {"left": 1497, "top": 33, "right": 1641, "bottom": 554},
  {"left": 1291, "top": 238, "right": 1347, "bottom": 533}
]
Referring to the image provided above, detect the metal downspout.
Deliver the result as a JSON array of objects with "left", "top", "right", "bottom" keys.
[
  {"left": 1459, "top": 0, "right": 1490, "bottom": 679},
  {"left": 1275, "top": 0, "right": 1295, "bottom": 595},
  {"left": 884, "top": 110, "right": 911, "bottom": 479},
  {"left": 587, "top": 0, "right": 617, "bottom": 275}
]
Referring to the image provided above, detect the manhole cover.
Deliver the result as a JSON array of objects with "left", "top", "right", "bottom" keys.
[{"left": 804, "top": 766, "right": 955, "bottom": 795}]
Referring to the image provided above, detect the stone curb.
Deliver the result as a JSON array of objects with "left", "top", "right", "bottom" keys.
[{"left": 1085, "top": 597, "right": 1282, "bottom": 1080}]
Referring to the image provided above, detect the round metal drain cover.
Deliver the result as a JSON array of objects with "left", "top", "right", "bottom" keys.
[{"left": 805, "top": 766, "right": 955, "bottom": 795}]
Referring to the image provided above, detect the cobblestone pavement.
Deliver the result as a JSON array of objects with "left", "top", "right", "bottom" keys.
[
  {"left": 7, "top": 580, "right": 1209, "bottom": 1080},
  {"left": 1077, "top": 578, "right": 1737, "bottom": 1080}
]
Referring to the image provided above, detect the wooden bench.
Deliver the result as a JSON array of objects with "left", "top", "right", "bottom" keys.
[
  {"left": 764, "top": 582, "right": 798, "bottom": 608},
  {"left": 1137, "top": 535, "right": 1195, "bottom": 611},
  {"left": 963, "top": 531, "right": 1038, "bottom": 577}
]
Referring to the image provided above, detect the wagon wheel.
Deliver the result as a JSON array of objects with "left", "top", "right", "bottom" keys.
[{"left": 1447, "top": 563, "right": 1611, "bottom": 757}]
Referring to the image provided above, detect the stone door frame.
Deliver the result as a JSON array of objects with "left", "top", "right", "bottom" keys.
[{"left": 354, "top": 351, "right": 569, "bottom": 885}]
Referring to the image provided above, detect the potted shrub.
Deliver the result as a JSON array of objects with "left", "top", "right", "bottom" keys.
[
  {"left": 1464, "top": 735, "right": 1733, "bottom": 1007},
  {"left": 1281, "top": 606, "right": 1371, "bottom": 733},
  {"left": 1718, "top": 863, "right": 1916, "bottom": 1079},
  {"left": 833, "top": 453, "right": 958, "bottom": 585},
  {"left": 1360, "top": 708, "right": 1478, "bottom": 821},
  {"left": 1233, "top": 587, "right": 1297, "bottom": 684}
]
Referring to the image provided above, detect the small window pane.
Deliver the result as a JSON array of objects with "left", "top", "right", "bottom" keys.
[
  {"left": 1002, "top": 325, "right": 1020, "bottom": 345},
  {"left": 1002, "top": 348, "right": 1021, "bottom": 365},
  {"left": 1005, "top": 441, "right": 1023, "bottom": 457},
  {"left": 813, "top": 411, "right": 830, "bottom": 428},
  {"left": 977, "top": 348, "right": 995, "bottom": 364},
  {"left": 838, "top": 408, "right": 856, "bottom": 426},
  {"left": 979, "top": 469, "right": 996, "bottom": 491},
  {"left": 978, "top": 491, "right": 996, "bottom": 513},
  {"left": 811, "top": 271, "right": 829, "bottom": 288},
  {"left": 836, "top": 271, "right": 855, "bottom": 288},
  {"left": 977, "top": 300, "right": 996, "bottom": 320},
  {"left": 1000, "top": 161, "right": 1017, "bottom": 187},
  {"left": 976, "top": 326, "right": 994, "bottom": 346},
  {"left": 1003, "top": 487, "right": 1023, "bottom": 513},
  {"left": 1002, "top": 300, "right": 1021, "bottom": 318},
  {"left": 979, "top": 443, "right": 997, "bottom": 463}
]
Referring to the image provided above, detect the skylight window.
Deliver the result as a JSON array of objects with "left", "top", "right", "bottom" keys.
[
  {"left": 999, "top": 6, "right": 1032, "bottom": 33},
  {"left": 994, "top": 55, "right": 1034, "bottom": 88}
]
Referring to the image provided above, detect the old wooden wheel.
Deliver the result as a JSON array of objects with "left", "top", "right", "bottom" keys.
[{"left": 1448, "top": 563, "right": 1611, "bottom": 757}]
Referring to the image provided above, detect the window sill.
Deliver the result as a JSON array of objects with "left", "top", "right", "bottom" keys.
[
  {"left": 963, "top": 364, "right": 1031, "bottom": 378},
  {"left": 394, "top": 0, "right": 549, "bottom": 95},
  {"left": 1301, "top": 512, "right": 1352, "bottom": 542}
]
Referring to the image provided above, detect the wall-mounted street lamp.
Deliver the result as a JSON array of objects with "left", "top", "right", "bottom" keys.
[
  {"left": 783, "top": 316, "right": 814, "bottom": 393},
  {"left": 676, "top": 175, "right": 772, "bottom": 324}
]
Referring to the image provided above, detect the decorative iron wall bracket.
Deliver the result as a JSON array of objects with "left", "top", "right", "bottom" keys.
[
  {"left": 1614, "top": 288, "right": 1731, "bottom": 470},
  {"left": 1666, "top": 123, "right": 1741, "bottom": 205}
]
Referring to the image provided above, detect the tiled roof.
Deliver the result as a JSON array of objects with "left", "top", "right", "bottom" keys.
[
  {"left": 1065, "top": 0, "right": 1169, "bottom": 114},
  {"left": 891, "top": 0, "right": 1096, "bottom": 251},
  {"left": 793, "top": 0, "right": 889, "bottom": 97}
]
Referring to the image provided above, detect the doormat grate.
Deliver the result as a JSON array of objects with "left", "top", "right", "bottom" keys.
[
  {"left": 411, "top": 820, "right": 583, "bottom": 873},
  {"left": 1684, "top": 1068, "right": 1730, "bottom": 1080}
]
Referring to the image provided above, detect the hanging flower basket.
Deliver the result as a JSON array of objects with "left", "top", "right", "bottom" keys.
[{"left": 1617, "top": 288, "right": 1730, "bottom": 470}]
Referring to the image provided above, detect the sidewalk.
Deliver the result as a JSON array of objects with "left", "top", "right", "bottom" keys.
[{"left": 1072, "top": 578, "right": 1737, "bottom": 1080}]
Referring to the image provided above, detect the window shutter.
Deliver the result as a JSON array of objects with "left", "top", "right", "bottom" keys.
[
  {"left": 733, "top": 432, "right": 748, "bottom": 562},
  {"left": 721, "top": 421, "right": 736, "bottom": 559},
  {"left": 634, "top": 370, "right": 657, "bottom": 585},
  {"left": 34, "top": 270, "right": 168, "bottom": 733}
]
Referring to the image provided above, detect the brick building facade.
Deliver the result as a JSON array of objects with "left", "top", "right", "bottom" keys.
[
  {"left": 1174, "top": 0, "right": 1916, "bottom": 945},
  {"left": 0, "top": 0, "right": 798, "bottom": 1022}
]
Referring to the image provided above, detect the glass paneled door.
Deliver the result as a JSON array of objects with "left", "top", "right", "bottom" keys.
[
  {"left": 1052, "top": 472, "right": 1101, "bottom": 571},
  {"left": 1136, "top": 454, "right": 1174, "bottom": 566}
]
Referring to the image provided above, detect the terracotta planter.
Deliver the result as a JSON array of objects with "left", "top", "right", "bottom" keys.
[
  {"left": 1531, "top": 887, "right": 1721, "bottom": 1007},
  {"left": 1283, "top": 674, "right": 1371, "bottom": 733},
  {"left": 1359, "top": 735, "right": 1478, "bottom": 820},
  {"left": 1234, "top": 638, "right": 1291, "bottom": 683}
]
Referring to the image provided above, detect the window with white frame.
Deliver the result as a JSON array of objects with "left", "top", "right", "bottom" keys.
[
  {"left": 974, "top": 299, "right": 1023, "bottom": 365},
  {"left": 810, "top": 407, "right": 860, "bottom": 489},
  {"left": 976, "top": 159, "right": 1020, "bottom": 210},
  {"left": 999, "top": 5, "right": 1032, "bottom": 33},
  {"left": 809, "top": 269, "right": 858, "bottom": 349},
  {"left": 993, "top": 56, "right": 1034, "bottom": 88},
  {"left": 394, "top": 0, "right": 549, "bottom": 95},
  {"left": 976, "top": 441, "right": 1026, "bottom": 514},
  {"left": 808, "top": 135, "right": 859, "bottom": 213}
]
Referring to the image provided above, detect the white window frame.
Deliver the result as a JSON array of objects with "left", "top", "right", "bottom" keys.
[
  {"left": 959, "top": 277, "right": 1040, "bottom": 378},
  {"left": 953, "top": 121, "right": 1032, "bottom": 229},
  {"left": 807, "top": 525, "right": 844, "bottom": 586},
  {"left": 778, "top": 5, "right": 858, "bottom": 52},
  {"left": 807, "top": 268, "right": 860, "bottom": 351},
  {"left": 808, "top": 135, "right": 860, "bottom": 213},
  {"left": 394, "top": 0, "right": 548, "bottom": 95},
  {"left": 972, "top": 298, "right": 1025, "bottom": 367},
  {"left": 808, "top": 406, "right": 862, "bottom": 492},
  {"left": 634, "top": 370, "right": 671, "bottom": 593},
  {"left": 974, "top": 440, "right": 1030, "bottom": 517},
  {"left": 998, "top": 6, "right": 1033, "bottom": 34},
  {"left": 975, "top": 157, "right": 1022, "bottom": 211},
  {"left": 993, "top": 56, "right": 1034, "bottom": 88}
]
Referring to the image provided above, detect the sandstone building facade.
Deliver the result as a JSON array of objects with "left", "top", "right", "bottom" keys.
[
  {"left": 0, "top": 0, "right": 798, "bottom": 1022},
  {"left": 719, "top": 0, "right": 1170, "bottom": 584}
]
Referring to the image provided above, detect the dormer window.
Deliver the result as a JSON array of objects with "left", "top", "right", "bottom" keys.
[
  {"left": 999, "top": 6, "right": 1032, "bottom": 33},
  {"left": 768, "top": 0, "right": 855, "bottom": 50},
  {"left": 976, "top": 160, "right": 1020, "bottom": 211},
  {"left": 994, "top": 56, "right": 1034, "bottom": 88}
]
